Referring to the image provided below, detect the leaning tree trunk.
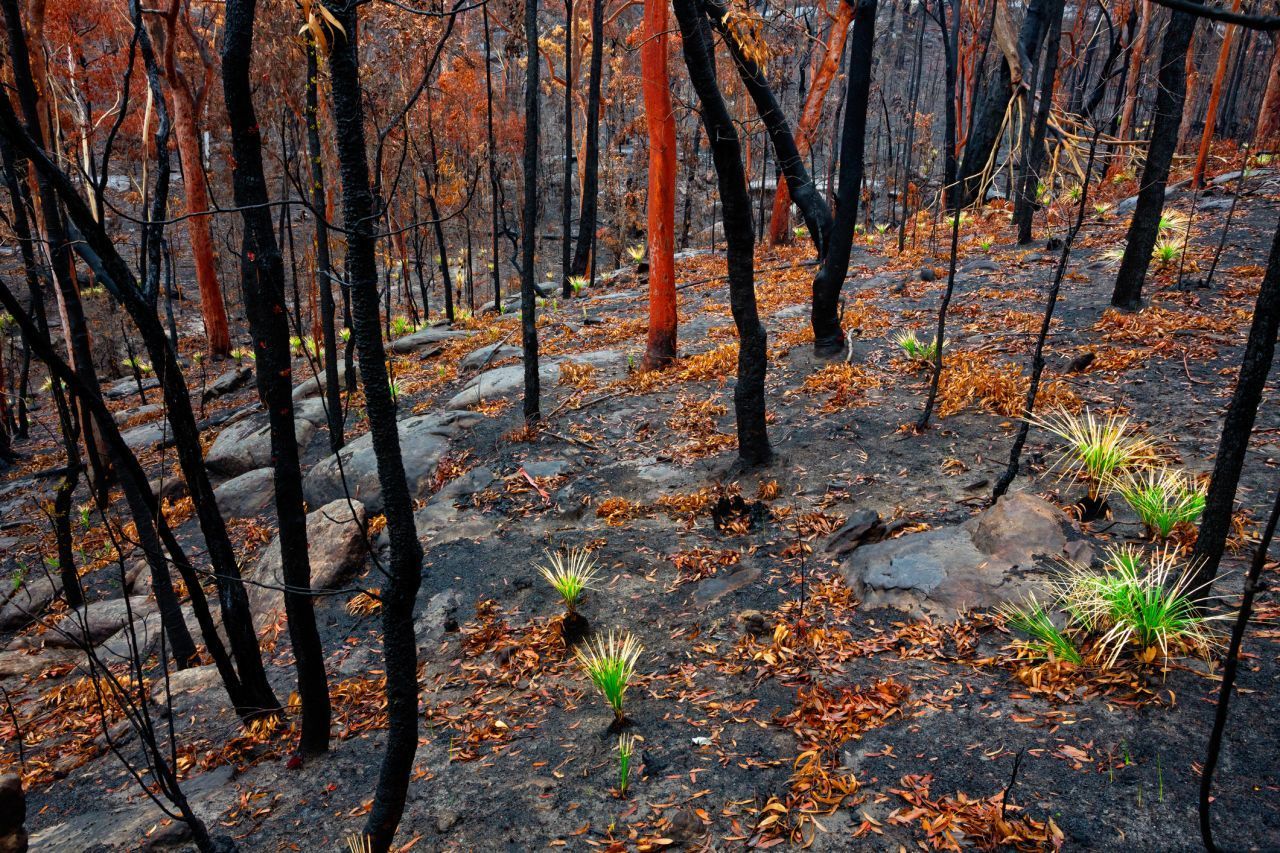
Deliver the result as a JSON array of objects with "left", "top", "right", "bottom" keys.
[
  {"left": 701, "top": 0, "right": 832, "bottom": 256},
  {"left": 811, "top": 0, "right": 878, "bottom": 357},
  {"left": 1189, "top": 213, "right": 1280, "bottom": 595},
  {"left": 323, "top": 1, "right": 427, "bottom": 848},
  {"left": 569, "top": 0, "right": 604, "bottom": 279},
  {"left": 672, "top": 0, "right": 772, "bottom": 466},
  {"left": 641, "top": 0, "right": 678, "bottom": 369},
  {"left": 223, "top": 0, "right": 331, "bottom": 756},
  {"left": 1110, "top": 10, "right": 1197, "bottom": 311},
  {"left": 769, "top": 0, "right": 853, "bottom": 247}
]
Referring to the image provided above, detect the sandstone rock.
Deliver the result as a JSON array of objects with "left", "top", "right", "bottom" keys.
[
  {"left": 824, "top": 508, "right": 882, "bottom": 557},
  {"left": 205, "top": 398, "right": 328, "bottom": 477},
  {"left": 387, "top": 325, "right": 472, "bottom": 354},
  {"left": 292, "top": 358, "right": 352, "bottom": 401},
  {"left": 0, "top": 572, "right": 62, "bottom": 631},
  {"left": 120, "top": 420, "right": 169, "bottom": 450},
  {"left": 250, "top": 499, "right": 368, "bottom": 621},
  {"left": 842, "top": 492, "right": 1074, "bottom": 619},
  {"left": 445, "top": 349, "right": 626, "bottom": 410},
  {"left": 213, "top": 467, "right": 275, "bottom": 518},
  {"left": 201, "top": 365, "right": 253, "bottom": 402},
  {"left": 47, "top": 597, "right": 157, "bottom": 648},
  {"left": 114, "top": 403, "right": 163, "bottom": 425},
  {"left": 302, "top": 410, "right": 483, "bottom": 512},
  {"left": 693, "top": 565, "right": 761, "bottom": 606},
  {"left": 417, "top": 588, "right": 462, "bottom": 644},
  {"left": 0, "top": 647, "right": 75, "bottom": 680},
  {"left": 460, "top": 342, "right": 521, "bottom": 371}
]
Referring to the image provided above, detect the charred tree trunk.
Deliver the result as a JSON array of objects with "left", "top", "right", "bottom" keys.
[
  {"left": 323, "top": 2, "right": 427, "bottom": 847},
  {"left": 811, "top": 0, "right": 878, "bottom": 357},
  {"left": 223, "top": 0, "right": 331, "bottom": 756},
  {"left": 1189, "top": 213, "right": 1280, "bottom": 594},
  {"left": 1013, "top": 0, "right": 1065, "bottom": 244},
  {"left": 561, "top": 0, "right": 575, "bottom": 296},
  {"left": 569, "top": 0, "right": 604, "bottom": 279},
  {"left": 673, "top": 0, "right": 772, "bottom": 466},
  {"left": 521, "top": 0, "right": 542, "bottom": 422},
  {"left": 1110, "top": 11, "right": 1197, "bottom": 311}
]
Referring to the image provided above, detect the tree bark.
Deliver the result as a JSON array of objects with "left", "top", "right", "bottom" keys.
[
  {"left": 642, "top": 0, "right": 678, "bottom": 369},
  {"left": 521, "top": 0, "right": 542, "bottom": 422},
  {"left": 223, "top": 0, "right": 331, "bottom": 756},
  {"left": 673, "top": 0, "right": 772, "bottom": 466},
  {"left": 569, "top": 0, "right": 604, "bottom": 279},
  {"left": 1111, "top": 10, "right": 1197, "bottom": 311},
  {"left": 1255, "top": 37, "right": 1280, "bottom": 144},
  {"left": 1189, "top": 213, "right": 1280, "bottom": 594},
  {"left": 1192, "top": 1, "right": 1241, "bottom": 187},
  {"left": 769, "top": 0, "right": 853, "bottom": 247},
  {"left": 322, "top": 2, "right": 427, "bottom": 847},
  {"left": 1013, "top": 0, "right": 1064, "bottom": 244},
  {"left": 811, "top": 0, "right": 878, "bottom": 357}
]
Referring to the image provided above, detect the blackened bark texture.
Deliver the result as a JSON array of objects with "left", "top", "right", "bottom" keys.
[
  {"left": 223, "top": 0, "right": 331, "bottom": 756},
  {"left": 521, "top": 0, "right": 542, "bottom": 422},
  {"left": 0, "top": 22, "right": 279, "bottom": 708},
  {"left": 811, "top": 0, "right": 878, "bottom": 356},
  {"left": 673, "top": 0, "right": 772, "bottom": 466},
  {"left": 701, "top": 0, "right": 832, "bottom": 256},
  {"left": 569, "top": 0, "right": 604, "bottom": 278},
  {"left": 1110, "top": 11, "right": 1197, "bottom": 310},
  {"left": 1013, "top": 0, "right": 1064, "bottom": 244},
  {"left": 322, "top": 2, "right": 426, "bottom": 848},
  {"left": 956, "top": 0, "right": 1054, "bottom": 207},
  {"left": 307, "top": 41, "right": 345, "bottom": 454},
  {"left": 562, "top": 0, "right": 574, "bottom": 296},
  {"left": 1189, "top": 214, "right": 1280, "bottom": 594},
  {"left": 485, "top": 11, "right": 502, "bottom": 312}
]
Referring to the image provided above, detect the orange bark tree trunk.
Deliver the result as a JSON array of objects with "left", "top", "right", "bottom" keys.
[
  {"left": 1192, "top": 0, "right": 1241, "bottom": 187},
  {"left": 1116, "top": 0, "right": 1150, "bottom": 146},
  {"left": 158, "top": 0, "right": 230, "bottom": 356},
  {"left": 768, "top": 0, "right": 853, "bottom": 246},
  {"left": 641, "top": 0, "right": 677, "bottom": 368},
  {"left": 1254, "top": 36, "right": 1280, "bottom": 145}
]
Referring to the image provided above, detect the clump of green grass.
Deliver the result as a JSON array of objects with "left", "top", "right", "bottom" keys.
[
  {"left": 1031, "top": 408, "right": 1153, "bottom": 498},
  {"left": 1057, "top": 546, "right": 1220, "bottom": 667},
  {"left": 625, "top": 243, "right": 646, "bottom": 264},
  {"left": 567, "top": 274, "right": 588, "bottom": 295},
  {"left": 389, "top": 315, "right": 417, "bottom": 338},
  {"left": 537, "top": 547, "right": 600, "bottom": 616},
  {"left": 617, "top": 732, "right": 637, "bottom": 797},
  {"left": 575, "top": 629, "right": 642, "bottom": 724},
  {"left": 1152, "top": 237, "right": 1182, "bottom": 265},
  {"left": 895, "top": 330, "right": 939, "bottom": 362},
  {"left": 1112, "top": 467, "right": 1205, "bottom": 539},
  {"left": 998, "top": 597, "right": 1082, "bottom": 664}
]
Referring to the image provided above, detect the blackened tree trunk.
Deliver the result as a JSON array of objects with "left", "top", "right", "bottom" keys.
[
  {"left": 1110, "top": 11, "right": 1197, "bottom": 310},
  {"left": 521, "top": 0, "right": 542, "bottom": 422},
  {"left": 673, "top": 0, "right": 771, "bottom": 466},
  {"left": 811, "top": 0, "right": 878, "bottom": 357},
  {"left": 561, "top": 0, "right": 575, "bottom": 296},
  {"left": 1189, "top": 214, "right": 1280, "bottom": 594},
  {"left": 223, "top": 0, "right": 331, "bottom": 756},
  {"left": 322, "top": 2, "right": 427, "bottom": 848},
  {"left": 701, "top": 0, "right": 832, "bottom": 255},
  {"left": 307, "top": 40, "right": 345, "bottom": 454},
  {"left": 569, "top": 0, "right": 604, "bottom": 279},
  {"left": 956, "top": 0, "right": 1055, "bottom": 207},
  {"left": 484, "top": 10, "right": 502, "bottom": 312},
  {"left": 1013, "top": 0, "right": 1064, "bottom": 244}
]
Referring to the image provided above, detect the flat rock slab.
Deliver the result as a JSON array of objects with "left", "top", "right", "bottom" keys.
[
  {"left": 250, "top": 498, "right": 368, "bottom": 622},
  {"left": 120, "top": 420, "right": 169, "bottom": 450},
  {"left": 0, "top": 572, "right": 62, "bottom": 631},
  {"left": 303, "top": 410, "right": 484, "bottom": 512},
  {"left": 214, "top": 467, "right": 275, "bottom": 518},
  {"left": 460, "top": 342, "right": 522, "bottom": 371},
  {"left": 387, "top": 325, "right": 473, "bottom": 354},
  {"left": 202, "top": 365, "right": 253, "bottom": 401},
  {"left": 47, "top": 597, "right": 157, "bottom": 648},
  {"left": 446, "top": 349, "right": 627, "bottom": 410},
  {"left": 206, "top": 397, "right": 329, "bottom": 477},
  {"left": 292, "top": 359, "right": 353, "bottom": 401},
  {"left": 842, "top": 492, "right": 1073, "bottom": 619}
]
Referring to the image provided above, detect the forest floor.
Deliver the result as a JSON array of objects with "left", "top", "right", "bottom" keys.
[{"left": 2, "top": 167, "right": 1280, "bottom": 852}]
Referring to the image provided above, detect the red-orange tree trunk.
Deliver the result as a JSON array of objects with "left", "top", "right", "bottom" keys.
[
  {"left": 1256, "top": 39, "right": 1280, "bottom": 145},
  {"left": 768, "top": 0, "right": 853, "bottom": 246},
  {"left": 642, "top": 0, "right": 677, "bottom": 368},
  {"left": 160, "top": 0, "right": 230, "bottom": 356},
  {"left": 1192, "top": 0, "right": 1241, "bottom": 187}
]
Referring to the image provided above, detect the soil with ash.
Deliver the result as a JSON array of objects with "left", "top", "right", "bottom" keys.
[{"left": 1, "top": 182, "right": 1278, "bottom": 852}]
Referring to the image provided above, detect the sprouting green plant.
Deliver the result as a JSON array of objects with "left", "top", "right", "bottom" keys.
[
  {"left": 979, "top": 237, "right": 994, "bottom": 252},
  {"left": 617, "top": 733, "right": 637, "bottom": 797},
  {"left": 876, "top": 222, "right": 890, "bottom": 235},
  {"left": 627, "top": 354, "right": 637, "bottom": 371},
  {"left": 1066, "top": 184, "right": 1084, "bottom": 203},
  {"left": 78, "top": 506, "right": 92, "bottom": 530},
  {"left": 792, "top": 225, "right": 809, "bottom": 239},
  {"left": 567, "top": 274, "right": 588, "bottom": 295},
  {"left": 340, "top": 327, "right": 352, "bottom": 343},
  {"left": 895, "top": 330, "right": 939, "bottom": 362},
  {"left": 1152, "top": 237, "right": 1182, "bottom": 265},
  {"left": 1157, "top": 210, "right": 1188, "bottom": 238},
  {"left": 388, "top": 376, "right": 404, "bottom": 403},
  {"left": 389, "top": 316, "right": 416, "bottom": 338},
  {"left": 626, "top": 243, "right": 646, "bottom": 264},
  {"left": 1093, "top": 202, "right": 1111, "bottom": 219},
  {"left": 575, "top": 629, "right": 642, "bottom": 723},
  {"left": 537, "top": 547, "right": 600, "bottom": 615},
  {"left": 11, "top": 564, "right": 27, "bottom": 592},
  {"left": 1059, "top": 546, "right": 1220, "bottom": 667},
  {"left": 230, "top": 346, "right": 249, "bottom": 361},
  {"left": 122, "top": 355, "right": 153, "bottom": 376},
  {"left": 999, "top": 597, "right": 1082, "bottom": 663},
  {"left": 1112, "top": 467, "right": 1205, "bottom": 539},
  {"left": 1253, "top": 153, "right": 1273, "bottom": 167},
  {"left": 1030, "top": 408, "right": 1153, "bottom": 498},
  {"left": 290, "top": 334, "right": 306, "bottom": 355}
]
